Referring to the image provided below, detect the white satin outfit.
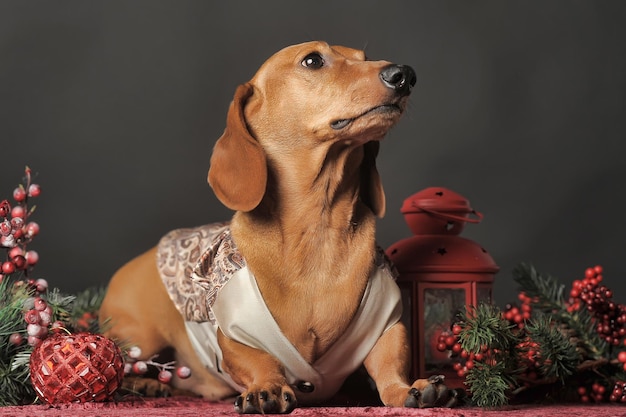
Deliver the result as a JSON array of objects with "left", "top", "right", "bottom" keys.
[{"left": 156, "top": 223, "right": 402, "bottom": 403}]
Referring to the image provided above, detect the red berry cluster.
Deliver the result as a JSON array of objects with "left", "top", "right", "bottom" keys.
[
  {"left": 503, "top": 292, "right": 534, "bottom": 329},
  {"left": 609, "top": 381, "right": 626, "bottom": 403},
  {"left": 577, "top": 382, "right": 608, "bottom": 403},
  {"left": 0, "top": 167, "right": 40, "bottom": 281},
  {"left": 14, "top": 292, "right": 65, "bottom": 348},
  {"left": 516, "top": 338, "right": 541, "bottom": 385},
  {"left": 568, "top": 265, "right": 626, "bottom": 346},
  {"left": 436, "top": 324, "right": 494, "bottom": 378},
  {"left": 575, "top": 380, "right": 626, "bottom": 404},
  {"left": 435, "top": 324, "right": 463, "bottom": 356},
  {"left": 123, "top": 345, "right": 192, "bottom": 384}
]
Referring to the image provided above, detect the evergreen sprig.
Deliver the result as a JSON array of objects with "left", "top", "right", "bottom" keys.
[
  {"left": 524, "top": 313, "right": 579, "bottom": 381},
  {"left": 459, "top": 304, "right": 522, "bottom": 407},
  {"left": 464, "top": 360, "right": 511, "bottom": 408},
  {"left": 459, "top": 303, "right": 519, "bottom": 354},
  {"left": 0, "top": 279, "right": 35, "bottom": 406},
  {"left": 513, "top": 263, "right": 606, "bottom": 360},
  {"left": 512, "top": 263, "right": 565, "bottom": 311}
]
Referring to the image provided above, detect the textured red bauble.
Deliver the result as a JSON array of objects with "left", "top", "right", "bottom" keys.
[{"left": 29, "top": 332, "right": 124, "bottom": 404}]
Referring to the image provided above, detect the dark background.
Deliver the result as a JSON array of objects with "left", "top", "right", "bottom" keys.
[{"left": 1, "top": 1, "right": 625, "bottom": 307}]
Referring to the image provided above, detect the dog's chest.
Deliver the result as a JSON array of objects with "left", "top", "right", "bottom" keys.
[{"left": 158, "top": 223, "right": 403, "bottom": 401}]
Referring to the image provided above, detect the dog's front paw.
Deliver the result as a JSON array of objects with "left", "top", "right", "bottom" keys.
[
  {"left": 234, "top": 385, "right": 297, "bottom": 414},
  {"left": 404, "top": 375, "right": 461, "bottom": 408}
]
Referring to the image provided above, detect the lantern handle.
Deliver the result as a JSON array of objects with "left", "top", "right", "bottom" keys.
[{"left": 416, "top": 206, "right": 484, "bottom": 224}]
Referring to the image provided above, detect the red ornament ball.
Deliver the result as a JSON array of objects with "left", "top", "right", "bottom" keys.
[{"left": 30, "top": 332, "right": 124, "bottom": 404}]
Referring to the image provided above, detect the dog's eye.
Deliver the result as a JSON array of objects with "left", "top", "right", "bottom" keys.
[{"left": 301, "top": 53, "right": 324, "bottom": 69}]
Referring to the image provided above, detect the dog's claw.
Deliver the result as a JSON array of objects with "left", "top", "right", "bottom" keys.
[
  {"left": 234, "top": 395, "right": 244, "bottom": 413},
  {"left": 404, "top": 387, "right": 420, "bottom": 408},
  {"left": 283, "top": 392, "right": 297, "bottom": 413}
]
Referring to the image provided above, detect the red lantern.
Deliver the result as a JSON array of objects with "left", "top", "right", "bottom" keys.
[{"left": 386, "top": 187, "right": 499, "bottom": 385}]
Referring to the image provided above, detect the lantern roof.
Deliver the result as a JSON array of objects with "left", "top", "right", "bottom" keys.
[
  {"left": 387, "top": 235, "right": 499, "bottom": 276},
  {"left": 401, "top": 187, "right": 473, "bottom": 215}
]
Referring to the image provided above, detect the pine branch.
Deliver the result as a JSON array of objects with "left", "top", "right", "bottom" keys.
[
  {"left": 513, "top": 262, "right": 607, "bottom": 360},
  {"left": 465, "top": 361, "right": 511, "bottom": 408},
  {"left": 459, "top": 304, "right": 523, "bottom": 407},
  {"left": 513, "top": 263, "right": 565, "bottom": 311},
  {"left": 0, "top": 279, "right": 35, "bottom": 405},
  {"left": 459, "top": 303, "right": 520, "bottom": 353},
  {"left": 525, "top": 313, "right": 580, "bottom": 381}
]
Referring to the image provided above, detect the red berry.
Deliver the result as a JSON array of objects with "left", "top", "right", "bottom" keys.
[
  {"left": 1, "top": 261, "right": 15, "bottom": 274},
  {"left": 9, "top": 333, "right": 23, "bottom": 345},
  {"left": 8, "top": 247, "right": 23, "bottom": 257},
  {"left": 33, "top": 297, "right": 47, "bottom": 311},
  {"left": 0, "top": 200, "right": 10, "bottom": 218},
  {"left": 452, "top": 324, "right": 462, "bottom": 335},
  {"left": 35, "top": 278, "right": 48, "bottom": 293},
  {"left": 38, "top": 310, "right": 51, "bottom": 327},
  {"left": 0, "top": 220, "right": 11, "bottom": 236},
  {"left": 594, "top": 265, "right": 604, "bottom": 275},
  {"left": 436, "top": 342, "right": 447, "bottom": 352},
  {"left": 13, "top": 187, "right": 26, "bottom": 202},
  {"left": 28, "top": 184, "right": 41, "bottom": 197},
  {"left": 132, "top": 361, "right": 148, "bottom": 375},
  {"left": 618, "top": 351, "right": 626, "bottom": 363},
  {"left": 10, "top": 216, "right": 24, "bottom": 231},
  {"left": 11, "top": 255, "right": 26, "bottom": 270},
  {"left": 10, "top": 205, "right": 24, "bottom": 219},
  {"left": 158, "top": 370, "right": 172, "bottom": 384},
  {"left": 27, "top": 323, "right": 43, "bottom": 337},
  {"left": 25, "top": 250, "right": 39, "bottom": 265},
  {"left": 445, "top": 336, "right": 456, "bottom": 348},
  {"left": 176, "top": 366, "right": 191, "bottom": 379},
  {"left": 25, "top": 222, "right": 39, "bottom": 237},
  {"left": 24, "top": 309, "right": 41, "bottom": 324},
  {"left": 128, "top": 346, "right": 142, "bottom": 359}
]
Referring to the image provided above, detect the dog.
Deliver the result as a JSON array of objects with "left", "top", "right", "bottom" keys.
[{"left": 99, "top": 41, "right": 458, "bottom": 413}]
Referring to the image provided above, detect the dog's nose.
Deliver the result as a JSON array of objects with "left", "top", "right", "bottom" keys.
[{"left": 380, "top": 64, "right": 416, "bottom": 95}]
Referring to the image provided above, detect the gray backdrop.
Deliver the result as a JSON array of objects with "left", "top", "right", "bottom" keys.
[{"left": 1, "top": 1, "right": 625, "bottom": 307}]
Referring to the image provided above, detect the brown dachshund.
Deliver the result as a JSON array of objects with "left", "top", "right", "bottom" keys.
[{"left": 99, "top": 41, "right": 458, "bottom": 413}]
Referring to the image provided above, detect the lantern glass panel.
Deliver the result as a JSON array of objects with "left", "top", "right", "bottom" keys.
[
  {"left": 477, "top": 284, "right": 492, "bottom": 304},
  {"left": 423, "top": 287, "right": 466, "bottom": 374}
]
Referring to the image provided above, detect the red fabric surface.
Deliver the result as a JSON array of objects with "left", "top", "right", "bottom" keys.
[{"left": 1, "top": 397, "right": 626, "bottom": 417}]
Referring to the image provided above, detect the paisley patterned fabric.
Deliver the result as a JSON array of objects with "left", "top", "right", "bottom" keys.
[{"left": 157, "top": 222, "right": 244, "bottom": 323}]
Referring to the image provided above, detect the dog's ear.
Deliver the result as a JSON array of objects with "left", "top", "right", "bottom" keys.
[
  {"left": 208, "top": 83, "right": 267, "bottom": 212},
  {"left": 360, "top": 141, "right": 386, "bottom": 218}
]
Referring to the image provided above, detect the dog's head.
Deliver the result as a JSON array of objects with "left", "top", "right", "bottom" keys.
[{"left": 208, "top": 41, "right": 416, "bottom": 216}]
